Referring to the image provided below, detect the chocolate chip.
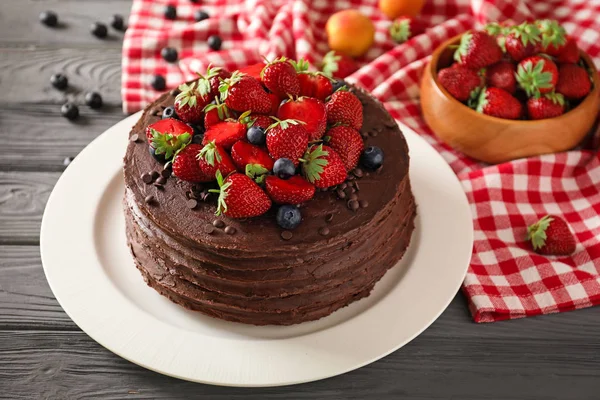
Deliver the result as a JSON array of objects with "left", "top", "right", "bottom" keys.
[
  {"left": 348, "top": 199, "right": 359, "bottom": 211},
  {"left": 353, "top": 182, "right": 360, "bottom": 191},
  {"left": 144, "top": 195, "right": 155, "bottom": 204},
  {"left": 349, "top": 193, "right": 358, "bottom": 201},
  {"left": 151, "top": 171, "right": 160, "bottom": 181},
  {"left": 365, "top": 172, "right": 370, "bottom": 177},
  {"left": 281, "top": 231, "right": 293, "bottom": 240},
  {"left": 141, "top": 173, "right": 153, "bottom": 184},
  {"left": 151, "top": 108, "right": 161, "bottom": 116},
  {"left": 203, "top": 224, "right": 215, "bottom": 234},
  {"left": 359, "top": 200, "right": 369, "bottom": 208},
  {"left": 153, "top": 183, "right": 164, "bottom": 190},
  {"left": 340, "top": 182, "right": 348, "bottom": 190},
  {"left": 370, "top": 130, "right": 378, "bottom": 137},
  {"left": 130, "top": 134, "right": 140, "bottom": 143},
  {"left": 325, "top": 213, "right": 334, "bottom": 222},
  {"left": 187, "top": 199, "right": 198, "bottom": 209},
  {"left": 385, "top": 119, "right": 397, "bottom": 128},
  {"left": 318, "top": 227, "right": 330, "bottom": 236},
  {"left": 160, "top": 169, "right": 172, "bottom": 178},
  {"left": 156, "top": 176, "right": 167, "bottom": 185},
  {"left": 170, "top": 89, "right": 180, "bottom": 96},
  {"left": 186, "top": 190, "right": 196, "bottom": 200},
  {"left": 353, "top": 168, "right": 363, "bottom": 178},
  {"left": 336, "top": 189, "right": 346, "bottom": 199},
  {"left": 225, "top": 226, "right": 236, "bottom": 235},
  {"left": 344, "top": 186, "right": 354, "bottom": 195},
  {"left": 361, "top": 132, "right": 369, "bottom": 138},
  {"left": 376, "top": 166, "right": 383, "bottom": 174},
  {"left": 213, "top": 219, "right": 225, "bottom": 228},
  {"left": 375, "top": 126, "right": 384, "bottom": 133},
  {"left": 346, "top": 174, "right": 355, "bottom": 181}
]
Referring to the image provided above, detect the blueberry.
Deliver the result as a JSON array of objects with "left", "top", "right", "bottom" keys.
[
  {"left": 161, "top": 47, "right": 178, "bottom": 63},
  {"left": 39, "top": 11, "right": 58, "bottom": 27},
  {"left": 360, "top": 146, "right": 384, "bottom": 170},
  {"left": 162, "top": 106, "right": 178, "bottom": 119},
  {"left": 90, "top": 22, "right": 108, "bottom": 38},
  {"left": 50, "top": 73, "right": 68, "bottom": 90},
  {"left": 191, "top": 124, "right": 205, "bottom": 138},
  {"left": 61, "top": 103, "right": 79, "bottom": 121},
  {"left": 208, "top": 35, "right": 222, "bottom": 51},
  {"left": 151, "top": 75, "right": 166, "bottom": 90},
  {"left": 273, "top": 158, "right": 295, "bottom": 179},
  {"left": 194, "top": 10, "right": 209, "bottom": 22},
  {"left": 277, "top": 205, "right": 302, "bottom": 230},
  {"left": 110, "top": 14, "right": 125, "bottom": 31},
  {"left": 247, "top": 126, "right": 266, "bottom": 145},
  {"left": 164, "top": 4, "right": 177, "bottom": 20},
  {"left": 85, "top": 92, "right": 103, "bottom": 109},
  {"left": 331, "top": 79, "right": 347, "bottom": 92},
  {"left": 149, "top": 145, "right": 166, "bottom": 163}
]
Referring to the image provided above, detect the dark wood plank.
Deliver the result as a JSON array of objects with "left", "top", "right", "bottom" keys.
[{"left": 0, "top": 172, "right": 59, "bottom": 244}]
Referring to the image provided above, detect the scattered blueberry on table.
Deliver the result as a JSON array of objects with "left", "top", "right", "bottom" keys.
[
  {"left": 161, "top": 47, "right": 178, "bottom": 63},
  {"left": 273, "top": 158, "right": 295, "bottom": 179},
  {"left": 164, "top": 4, "right": 177, "bottom": 20},
  {"left": 277, "top": 205, "right": 302, "bottom": 230},
  {"left": 151, "top": 75, "right": 166, "bottom": 90},
  {"left": 61, "top": 103, "right": 80, "bottom": 120},
  {"left": 110, "top": 14, "right": 125, "bottom": 31},
  {"left": 208, "top": 35, "right": 222, "bottom": 50},
  {"left": 194, "top": 10, "right": 209, "bottom": 22},
  {"left": 85, "top": 92, "right": 103, "bottom": 109},
  {"left": 90, "top": 22, "right": 108, "bottom": 38},
  {"left": 39, "top": 11, "right": 58, "bottom": 27},
  {"left": 50, "top": 73, "right": 68, "bottom": 90}
]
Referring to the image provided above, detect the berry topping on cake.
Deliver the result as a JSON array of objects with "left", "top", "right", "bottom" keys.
[
  {"left": 211, "top": 171, "right": 272, "bottom": 218},
  {"left": 325, "top": 89, "right": 363, "bottom": 130},
  {"left": 276, "top": 205, "right": 302, "bottom": 229},
  {"left": 246, "top": 125, "right": 267, "bottom": 145},
  {"left": 277, "top": 97, "right": 327, "bottom": 141},
  {"left": 266, "top": 119, "right": 309, "bottom": 166},
  {"left": 237, "top": 63, "right": 266, "bottom": 82},
  {"left": 301, "top": 144, "right": 347, "bottom": 188},
  {"left": 175, "top": 79, "right": 212, "bottom": 124},
  {"left": 326, "top": 126, "right": 364, "bottom": 171},
  {"left": 203, "top": 100, "right": 231, "bottom": 129},
  {"left": 231, "top": 141, "right": 275, "bottom": 180},
  {"left": 249, "top": 114, "right": 273, "bottom": 130},
  {"left": 360, "top": 146, "right": 384, "bottom": 170},
  {"left": 172, "top": 143, "right": 204, "bottom": 182},
  {"left": 145, "top": 118, "right": 192, "bottom": 160},
  {"left": 203, "top": 117, "right": 247, "bottom": 150},
  {"left": 292, "top": 59, "right": 333, "bottom": 101},
  {"left": 273, "top": 158, "right": 296, "bottom": 179},
  {"left": 266, "top": 175, "right": 315, "bottom": 205},
  {"left": 219, "top": 71, "right": 272, "bottom": 113},
  {"left": 196, "top": 141, "right": 236, "bottom": 182},
  {"left": 261, "top": 57, "right": 300, "bottom": 98},
  {"left": 198, "top": 65, "right": 231, "bottom": 97}
]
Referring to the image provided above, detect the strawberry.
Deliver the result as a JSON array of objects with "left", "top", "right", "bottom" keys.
[
  {"left": 145, "top": 118, "right": 192, "bottom": 160},
  {"left": 237, "top": 63, "right": 266, "bottom": 82},
  {"left": 538, "top": 20, "right": 579, "bottom": 63},
  {"left": 301, "top": 144, "right": 346, "bottom": 189},
  {"left": 527, "top": 92, "right": 565, "bottom": 120},
  {"left": 326, "top": 126, "right": 364, "bottom": 171},
  {"left": 437, "top": 65, "right": 483, "bottom": 102},
  {"left": 553, "top": 37, "right": 579, "bottom": 64},
  {"left": 321, "top": 50, "right": 358, "bottom": 79},
  {"left": 172, "top": 144, "right": 204, "bottom": 182},
  {"left": 219, "top": 71, "right": 272, "bottom": 114},
  {"left": 486, "top": 61, "right": 517, "bottom": 94},
  {"left": 198, "top": 65, "right": 231, "bottom": 97},
  {"left": 556, "top": 64, "right": 591, "bottom": 100},
  {"left": 266, "top": 119, "right": 309, "bottom": 166},
  {"left": 211, "top": 171, "right": 272, "bottom": 218},
  {"left": 196, "top": 141, "right": 237, "bottom": 182},
  {"left": 454, "top": 31, "right": 503, "bottom": 70},
  {"left": 390, "top": 16, "right": 425, "bottom": 44},
  {"left": 261, "top": 57, "right": 300, "bottom": 98},
  {"left": 231, "top": 141, "right": 275, "bottom": 176},
  {"left": 475, "top": 87, "right": 523, "bottom": 120},
  {"left": 504, "top": 22, "right": 541, "bottom": 62},
  {"left": 277, "top": 97, "right": 327, "bottom": 141},
  {"left": 527, "top": 215, "right": 576, "bottom": 256},
  {"left": 265, "top": 175, "right": 315, "bottom": 205},
  {"left": 483, "top": 22, "right": 510, "bottom": 51},
  {"left": 174, "top": 79, "right": 212, "bottom": 124},
  {"left": 516, "top": 56, "right": 559, "bottom": 97},
  {"left": 325, "top": 89, "right": 363, "bottom": 130},
  {"left": 268, "top": 93, "right": 280, "bottom": 115},
  {"left": 292, "top": 58, "right": 333, "bottom": 101},
  {"left": 203, "top": 120, "right": 246, "bottom": 150},
  {"left": 250, "top": 114, "right": 273, "bottom": 130},
  {"left": 203, "top": 100, "right": 231, "bottom": 129}
]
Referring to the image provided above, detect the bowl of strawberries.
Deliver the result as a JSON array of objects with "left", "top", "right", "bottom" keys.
[{"left": 420, "top": 20, "right": 599, "bottom": 164}]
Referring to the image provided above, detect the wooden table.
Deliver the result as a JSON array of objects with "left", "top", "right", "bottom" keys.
[{"left": 1, "top": 1, "right": 599, "bottom": 398}]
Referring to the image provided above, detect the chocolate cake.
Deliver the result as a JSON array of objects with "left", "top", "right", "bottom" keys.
[{"left": 123, "top": 79, "right": 416, "bottom": 325}]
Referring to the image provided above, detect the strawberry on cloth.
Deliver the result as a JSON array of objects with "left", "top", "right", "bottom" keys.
[{"left": 123, "top": 0, "right": 600, "bottom": 323}]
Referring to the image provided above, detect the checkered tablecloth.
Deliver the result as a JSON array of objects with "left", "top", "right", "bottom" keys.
[{"left": 122, "top": 0, "right": 600, "bottom": 322}]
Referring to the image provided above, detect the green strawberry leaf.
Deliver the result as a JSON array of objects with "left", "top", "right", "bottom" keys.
[
  {"left": 197, "top": 140, "right": 222, "bottom": 166},
  {"left": 301, "top": 144, "right": 329, "bottom": 183},
  {"left": 527, "top": 215, "right": 554, "bottom": 250}
]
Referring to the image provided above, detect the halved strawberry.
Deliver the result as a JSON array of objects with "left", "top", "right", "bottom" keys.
[
  {"left": 203, "top": 120, "right": 247, "bottom": 150},
  {"left": 196, "top": 141, "right": 237, "bottom": 182},
  {"left": 291, "top": 58, "right": 334, "bottom": 101},
  {"left": 237, "top": 63, "right": 266, "bottom": 82},
  {"left": 301, "top": 144, "right": 346, "bottom": 188},
  {"left": 265, "top": 175, "right": 315, "bottom": 204},
  {"left": 277, "top": 97, "right": 327, "bottom": 141},
  {"left": 231, "top": 141, "right": 275, "bottom": 176},
  {"left": 203, "top": 100, "right": 231, "bottom": 129},
  {"left": 326, "top": 126, "right": 364, "bottom": 171},
  {"left": 211, "top": 171, "right": 272, "bottom": 218},
  {"left": 145, "top": 118, "right": 193, "bottom": 160},
  {"left": 174, "top": 79, "right": 212, "bottom": 124},
  {"left": 172, "top": 144, "right": 204, "bottom": 182},
  {"left": 266, "top": 119, "right": 309, "bottom": 166}
]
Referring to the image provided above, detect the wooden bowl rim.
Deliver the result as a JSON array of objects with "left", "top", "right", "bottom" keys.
[{"left": 429, "top": 33, "right": 600, "bottom": 125}]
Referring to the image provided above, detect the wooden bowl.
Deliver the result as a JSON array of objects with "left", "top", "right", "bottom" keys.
[{"left": 420, "top": 34, "right": 600, "bottom": 164}]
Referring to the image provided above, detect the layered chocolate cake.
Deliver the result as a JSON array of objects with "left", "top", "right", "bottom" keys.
[{"left": 123, "top": 61, "right": 416, "bottom": 325}]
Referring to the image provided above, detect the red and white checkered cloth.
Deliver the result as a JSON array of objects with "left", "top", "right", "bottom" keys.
[{"left": 122, "top": 0, "right": 600, "bottom": 322}]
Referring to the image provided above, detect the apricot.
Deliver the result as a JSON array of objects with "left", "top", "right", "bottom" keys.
[
  {"left": 379, "top": 0, "right": 425, "bottom": 19},
  {"left": 326, "top": 10, "right": 375, "bottom": 58}
]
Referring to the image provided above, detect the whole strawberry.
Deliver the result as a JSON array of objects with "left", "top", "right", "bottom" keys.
[
  {"left": 266, "top": 119, "right": 309, "bottom": 166},
  {"left": 231, "top": 140, "right": 275, "bottom": 174},
  {"left": 483, "top": 22, "right": 509, "bottom": 51},
  {"left": 321, "top": 50, "right": 358, "bottom": 79},
  {"left": 454, "top": 31, "right": 503, "bottom": 70},
  {"left": 325, "top": 89, "right": 363, "bottom": 130},
  {"left": 538, "top": 20, "right": 579, "bottom": 63},
  {"left": 219, "top": 71, "right": 272, "bottom": 114},
  {"left": 203, "top": 100, "right": 231, "bottom": 129},
  {"left": 172, "top": 144, "right": 204, "bottom": 182},
  {"left": 527, "top": 215, "right": 576, "bottom": 256},
  {"left": 211, "top": 171, "right": 272, "bottom": 218},
  {"left": 277, "top": 97, "right": 327, "bottom": 141},
  {"left": 237, "top": 63, "right": 266, "bottom": 82},
  {"left": 437, "top": 65, "right": 482, "bottom": 102},
  {"left": 198, "top": 65, "right": 231, "bottom": 97},
  {"left": 475, "top": 87, "right": 522, "bottom": 120},
  {"left": 196, "top": 141, "right": 237, "bottom": 182},
  {"left": 250, "top": 114, "right": 273, "bottom": 130},
  {"left": 301, "top": 144, "right": 346, "bottom": 189},
  {"left": 265, "top": 175, "right": 315, "bottom": 205},
  {"left": 145, "top": 118, "right": 193, "bottom": 160},
  {"left": 174, "top": 79, "right": 212, "bottom": 124},
  {"left": 485, "top": 61, "right": 517, "bottom": 94},
  {"left": 516, "top": 56, "right": 559, "bottom": 97},
  {"left": 261, "top": 57, "right": 300, "bottom": 99},
  {"left": 553, "top": 37, "right": 579, "bottom": 64},
  {"left": 326, "top": 126, "right": 364, "bottom": 171},
  {"left": 527, "top": 92, "right": 566, "bottom": 120},
  {"left": 268, "top": 93, "right": 280, "bottom": 115},
  {"left": 203, "top": 119, "right": 246, "bottom": 150},
  {"left": 556, "top": 64, "right": 591, "bottom": 100},
  {"left": 390, "top": 16, "right": 425, "bottom": 44},
  {"left": 504, "top": 22, "right": 541, "bottom": 62},
  {"left": 292, "top": 59, "right": 333, "bottom": 101}
]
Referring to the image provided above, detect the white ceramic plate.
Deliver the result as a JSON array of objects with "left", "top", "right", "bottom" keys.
[{"left": 41, "top": 113, "right": 472, "bottom": 387}]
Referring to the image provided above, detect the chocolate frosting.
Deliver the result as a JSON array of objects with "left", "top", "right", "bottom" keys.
[{"left": 122, "top": 85, "right": 417, "bottom": 325}]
